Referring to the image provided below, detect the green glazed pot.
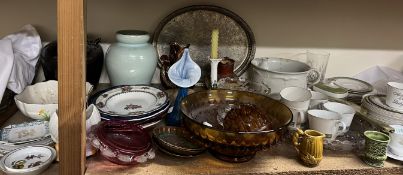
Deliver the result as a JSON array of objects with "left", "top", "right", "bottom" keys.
[
  {"left": 363, "top": 131, "right": 390, "bottom": 168},
  {"left": 106, "top": 30, "right": 157, "bottom": 86}
]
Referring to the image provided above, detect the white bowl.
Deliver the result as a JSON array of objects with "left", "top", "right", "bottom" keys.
[
  {"left": 0, "top": 146, "right": 56, "bottom": 175},
  {"left": 14, "top": 80, "right": 93, "bottom": 120},
  {"left": 49, "top": 104, "right": 101, "bottom": 157}
]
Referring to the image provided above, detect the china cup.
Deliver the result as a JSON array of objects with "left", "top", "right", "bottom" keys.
[
  {"left": 307, "top": 110, "right": 346, "bottom": 141},
  {"left": 323, "top": 102, "right": 355, "bottom": 132},
  {"left": 386, "top": 82, "right": 403, "bottom": 110}
]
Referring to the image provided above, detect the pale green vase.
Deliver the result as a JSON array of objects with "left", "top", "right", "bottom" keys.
[{"left": 106, "top": 30, "right": 157, "bottom": 86}]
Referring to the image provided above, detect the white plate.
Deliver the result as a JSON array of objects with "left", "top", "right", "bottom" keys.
[
  {"left": 328, "top": 77, "right": 373, "bottom": 94},
  {"left": 1, "top": 121, "right": 49, "bottom": 144},
  {"left": 95, "top": 86, "right": 168, "bottom": 116},
  {"left": 100, "top": 102, "right": 170, "bottom": 121},
  {"left": 387, "top": 146, "right": 403, "bottom": 161},
  {"left": 368, "top": 94, "right": 403, "bottom": 114},
  {"left": 0, "top": 146, "right": 56, "bottom": 174}
]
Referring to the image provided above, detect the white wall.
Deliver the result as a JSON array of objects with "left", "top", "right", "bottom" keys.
[{"left": 1, "top": 0, "right": 402, "bottom": 81}]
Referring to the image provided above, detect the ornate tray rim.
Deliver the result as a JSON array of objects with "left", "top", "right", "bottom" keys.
[{"left": 152, "top": 4, "right": 256, "bottom": 77}]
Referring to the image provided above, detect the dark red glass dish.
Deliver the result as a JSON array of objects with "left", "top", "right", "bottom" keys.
[{"left": 90, "top": 121, "right": 154, "bottom": 165}]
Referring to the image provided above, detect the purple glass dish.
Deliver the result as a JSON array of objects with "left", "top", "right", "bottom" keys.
[{"left": 89, "top": 121, "right": 155, "bottom": 165}]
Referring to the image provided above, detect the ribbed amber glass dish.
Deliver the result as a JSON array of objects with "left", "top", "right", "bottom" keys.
[{"left": 181, "top": 90, "right": 292, "bottom": 162}]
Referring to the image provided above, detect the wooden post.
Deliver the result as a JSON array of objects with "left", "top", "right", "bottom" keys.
[{"left": 57, "top": 0, "right": 86, "bottom": 174}]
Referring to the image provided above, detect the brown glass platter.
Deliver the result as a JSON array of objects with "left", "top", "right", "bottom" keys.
[
  {"left": 152, "top": 136, "right": 201, "bottom": 158},
  {"left": 152, "top": 126, "right": 206, "bottom": 156},
  {"left": 153, "top": 5, "right": 256, "bottom": 86}
]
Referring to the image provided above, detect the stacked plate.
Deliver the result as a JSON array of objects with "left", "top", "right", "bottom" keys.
[
  {"left": 361, "top": 94, "right": 403, "bottom": 125},
  {"left": 152, "top": 126, "right": 206, "bottom": 158},
  {"left": 90, "top": 85, "right": 170, "bottom": 128},
  {"left": 0, "top": 121, "right": 54, "bottom": 157},
  {"left": 327, "top": 77, "right": 373, "bottom": 104}
]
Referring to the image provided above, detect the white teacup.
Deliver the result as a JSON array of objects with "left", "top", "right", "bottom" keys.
[
  {"left": 280, "top": 87, "right": 312, "bottom": 110},
  {"left": 288, "top": 107, "right": 307, "bottom": 129},
  {"left": 49, "top": 104, "right": 101, "bottom": 157},
  {"left": 280, "top": 87, "right": 311, "bottom": 127},
  {"left": 309, "top": 90, "right": 328, "bottom": 109},
  {"left": 389, "top": 125, "right": 403, "bottom": 156},
  {"left": 386, "top": 82, "right": 403, "bottom": 110},
  {"left": 308, "top": 109, "right": 347, "bottom": 141},
  {"left": 323, "top": 102, "right": 355, "bottom": 132}
]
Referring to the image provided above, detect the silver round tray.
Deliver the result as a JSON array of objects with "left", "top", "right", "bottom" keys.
[{"left": 153, "top": 5, "right": 256, "bottom": 85}]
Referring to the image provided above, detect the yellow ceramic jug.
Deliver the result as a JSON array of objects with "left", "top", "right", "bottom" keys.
[{"left": 292, "top": 128, "right": 325, "bottom": 167}]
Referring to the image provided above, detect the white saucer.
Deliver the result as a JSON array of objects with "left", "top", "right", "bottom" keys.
[{"left": 386, "top": 146, "right": 403, "bottom": 161}]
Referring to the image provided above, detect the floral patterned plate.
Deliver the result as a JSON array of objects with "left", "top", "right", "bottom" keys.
[
  {"left": 1, "top": 121, "right": 49, "bottom": 144},
  {"left": 0, "top": 146, "right": 56, "bottom": 174},
  {"left": 95, "top": 85, "right": 168, "bottom": 117}
]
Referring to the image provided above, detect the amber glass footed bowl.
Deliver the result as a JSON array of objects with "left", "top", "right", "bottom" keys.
[{"left": 180, "top": 90, "right": 293, "bottom": 162}]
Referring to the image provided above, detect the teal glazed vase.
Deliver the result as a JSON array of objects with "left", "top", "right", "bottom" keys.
[{"left": 106, "top": 30, "right": 157, "bottom": 86}]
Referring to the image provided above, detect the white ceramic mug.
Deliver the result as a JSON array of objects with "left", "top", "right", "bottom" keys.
[
  {"left": 308, "top": 110, "right": 347, "bottom": 141},
  {"left": 309, "top": 90, "right": 328, "bottom": 109},
  {"left": 288, "top": 107, "right": 307, "bottom": 129},
  {"left": 280, "top": 87, "right": 312, "bottom": 110},
  {"left": 389, "top": 125, "right": 403, "bottom": 156},
  {"left": 322, "top": 102, "right": 355, "bottom": 132},
  {"left": 280, "top": 87, "right": 311, "bottom": 127},
  {"left": 386, "top": 82, "right": 403, "bottom": 110}
]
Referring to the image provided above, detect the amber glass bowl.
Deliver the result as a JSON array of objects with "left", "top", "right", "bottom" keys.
[{"left": 180, "top": 90, "right": 292, "bottom": 162}]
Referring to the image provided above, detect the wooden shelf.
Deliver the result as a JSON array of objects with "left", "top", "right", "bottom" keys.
[{"left": 4, "top": 111, "right": 403, "bottom": 175}]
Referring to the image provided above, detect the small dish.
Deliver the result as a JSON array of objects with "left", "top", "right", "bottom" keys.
[
  {"left": 0, "top": 136, "right": 54, "bottom": 157},
  {"left": 94, "top": 85, "right": 168, "bottom": 117},
  {"left": 0, "top": 146, "right": 56, "bottom": 175},
  {"left": 14, "top": 80, "right": 93, "bottom": 120},
  {"left": 152, "top": 126, "right": 206, "bottom": 156},
  {"left": 368, "top": 94, "right": 403, "bottom": 114},
  {"left": 153, "top": 137, "right": 199, "bottom": 158},
  {"left": 216, "top": 77, "right": 271, "bottom": 96},
  {"left": 327, "top": 77, "right": 373, "bottom": 94},
  {"left": 1, "top": 121, "right": 49, "bottom": 144},
  {"left": 387, "top": 146, "right": 403, "bottom": 161},
  {"left": 89, "top": 121, "right": 154, "bottom": 165},
  {"left": 313, "top": 82, "right": 348, "bottom": 99}
]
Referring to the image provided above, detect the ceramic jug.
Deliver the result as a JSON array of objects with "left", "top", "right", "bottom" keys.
[
  {"left": 250, "top": 57, "right": 320, "bottom": 94},
  {"left": 106, "top": 30, "right": 157, "bottom": 86},
  {"left": 292, "top": 128, "right": 325, "bottom": 167}
]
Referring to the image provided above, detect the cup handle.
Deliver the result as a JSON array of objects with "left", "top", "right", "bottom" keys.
[
  {"left": 293, "top": 111, "right": 306, "bottom": 128},
  {"left": 335, "top": 121, "right": 347, "bottom": 137},
  {"left": 307, "top": 69, "right": 321, "bottom": 86},
  {"left": 292, "top": 128, "right": 304, "bottom": 152},
  {"left": 297, "top": 111, "right": 306, "bottom": 124}
]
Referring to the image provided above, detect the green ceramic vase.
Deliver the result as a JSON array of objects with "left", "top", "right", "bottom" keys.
[
  {"left": 363, "top": 131, "right": 390, "bottom": 168},
  {"left": 106, "top": 30, "right": 157, "bottom": 86}
]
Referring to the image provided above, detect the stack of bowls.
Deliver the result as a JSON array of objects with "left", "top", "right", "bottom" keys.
[
  {"left": 361, "top": 94, "right": 403, "bottom": 125},
  {"left": 90, "top": 85, "right": 169, "bottom": 128}
]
